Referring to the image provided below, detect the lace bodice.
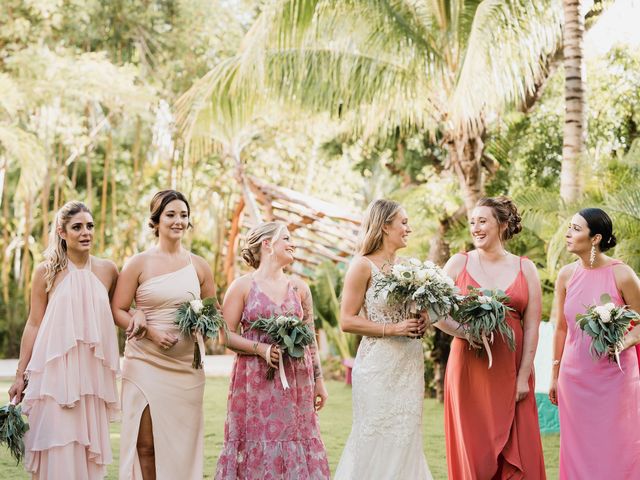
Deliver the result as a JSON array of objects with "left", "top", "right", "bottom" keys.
[{"left": 363, "top": 261, "right": 408, "bottom": 325}]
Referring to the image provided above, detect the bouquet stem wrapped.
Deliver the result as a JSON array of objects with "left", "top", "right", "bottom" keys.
[
  {"left": 249, "top": 314, "right": 315, "bottom": 389},
  {"left": 0, "top": 397, "right": 29, "bottom": 464},
  {"left": 175, "top": 296, "right": 227, "bottom": 369},
  {"left": 453, "top": 288, "right": 515, "bottom": 368},
  {"left": 576, "top": 293, "right": 640, "bottom": 371}
]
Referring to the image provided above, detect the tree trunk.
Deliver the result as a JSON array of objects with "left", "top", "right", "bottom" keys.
[
  {"left": 224, "top": 197, "right": 245, "bottom": 286},
  {"left": 1, "top": 158, "right": 10, "bottom": 302},
  {"left": 445, "top": 130, "right": 486, "bottom": 216},
  {"left": 99, "top": 133, "right": 112, "bottom": 252},
  {"left": 21, "top": 197, "right": 33, "bottom": 297},
  {"left": 40, "top": 164, "right": 51, "bottom": 248},
  {"left": 561, "top": 0, "right": 585, "bottom": 203}
]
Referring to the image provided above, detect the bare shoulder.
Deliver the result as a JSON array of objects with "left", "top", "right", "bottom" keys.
[
  {"left": 32, "top": 262, "right": 48, "bottom": 279},
  {"left": 190, "top": 253, "right": 210, "bottom": 270},
  {"left": 227, "top": 273, "right": 253, "bottom": 295},
  {"left": 121, "top": 252, "right": 147, "bottom": 272},
  {"left": 349, "top": 255, "right": 373, "bottom": 275},
  {"left": 289, "top": 274, "right": 311, "bottom": 297},
  {"left": 92, "top": 256, "right": 118, "bottom": 274},
  {"left": 612, "top": 262, "right": 637, "bottom": 282},
  {"left": 520, "top": 257, "right": 539, "bottom": 277},
  {"left": 557, "top": 262, "right": 578, "bottom": 287},
  {"left": 189, "top": 253, "right": 213, "bottom": 277},
  {"left": 443, "top": 252, "right": 467, "bottom": 277}
]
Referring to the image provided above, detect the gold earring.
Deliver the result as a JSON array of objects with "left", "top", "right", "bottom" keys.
[{"left": 589, "top": 245, "right": 596, "bottom": 268}]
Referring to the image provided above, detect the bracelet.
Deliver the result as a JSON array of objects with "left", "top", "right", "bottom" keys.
[
  {"left": 314, "top": 374, "right": 324, "bottom": 381},
  {"left": 552, "top": 359, "right": 560, "bottom": 366},
  {"left": 382, "top": 324, "right": 386, "bottom": 338},
  {"left": 252, "top": 342, "right": 259, "bottom": 356}
]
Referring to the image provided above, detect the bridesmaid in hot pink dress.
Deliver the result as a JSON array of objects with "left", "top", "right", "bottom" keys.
[
  {"left": 8, "top": 201, "right": 119, "bottom": 479},
  {"left": 550, "top": 208, "right": 640, "bottom": 479},
  {"left": 215, "top": 221, "right": 330, "bottom": 479}
]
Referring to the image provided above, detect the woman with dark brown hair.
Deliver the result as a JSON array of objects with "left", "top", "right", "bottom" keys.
[
  {"left": 442, "top": 196, "right": 546, "bottom": 479},
  {"left": 112, "top": 190, "right": 217, "bottom": 480}
]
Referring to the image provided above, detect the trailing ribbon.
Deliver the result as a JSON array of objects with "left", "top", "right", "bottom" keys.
[
  {"left": 195, "top": 331, "right": 206, "bottom": 369},
  {"left": 265, "top": 345, "right": 289, "bottom": 390},
  {"left": 614, "top": 341, "right": 624, "bottom": 372},
  {"left": 278, "top": 354, "right": 290, "bottom": 390},
  {"left": 482, "top": 331, "right": 495, "bottom": 369}
]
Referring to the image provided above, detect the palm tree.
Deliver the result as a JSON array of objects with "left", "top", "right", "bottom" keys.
[{"left": 560, "top": 0, "right": 586, "bottom": 203}]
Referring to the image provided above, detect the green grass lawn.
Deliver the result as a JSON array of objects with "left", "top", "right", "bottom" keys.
[{"left": 0, "top": 379, "right": 559, "bottom": 479}]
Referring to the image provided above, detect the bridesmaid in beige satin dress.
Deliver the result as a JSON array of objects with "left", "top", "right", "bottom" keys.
[{"left": 112, "top": 190, "right": 217, "bottom": 480}]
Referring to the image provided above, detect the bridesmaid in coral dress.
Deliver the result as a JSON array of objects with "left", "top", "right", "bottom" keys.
[
  {"left": 549, "top": 208, "right": 640, "bottom": 479},
  {"left": 441, "top": 197, "right": 545, "bottom": 479},
  {"left": 8, "top": 201, "right": 120, "bottom": 479},
  {"left": 111, "top": 190, "right": 217, "bottom": 480},
  {"left": 215, "top": 221, "right": 330, "bottom": 479}
]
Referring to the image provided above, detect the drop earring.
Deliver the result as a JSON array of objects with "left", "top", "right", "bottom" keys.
[{"left": 589, "top": 245, "right": 596, "bottom": 268}]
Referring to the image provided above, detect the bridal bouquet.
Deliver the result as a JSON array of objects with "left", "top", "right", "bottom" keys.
[
  {"left": 175, "top": 296, "right": 226, "bottom": 369},
  {"left": 576, "top": 293, "right": 640, "bottom": 370},
  {"left": 249, "top": 314, "right": 315, "bottom": 389},
  {"left": 374, "top": 258, "right": 460, "bottom": 322},
  {"left": 0, "top": 398, "right": 29, "bottom": 464},
  {"left": 453, "top": 288, "right": 515, "bottom": 368}
]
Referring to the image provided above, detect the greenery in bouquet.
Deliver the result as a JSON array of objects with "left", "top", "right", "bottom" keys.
[
  {"left": 0, "top": 400, "right": 29, "bottom": 464},
  {"left": 250, "top": 314, "right": 315, "bottom": 380},
  {"left": 453, "top": 288, "right": 515, "bottom": 368},
  {"left": 374, "top": 258, "right": 460, "bottom": 322},
  {"left": 175, "top": 296, "right": 227, "bottom": 368},
  {"left": 576, "top": 293, "right": 640, "bottom": 370}
]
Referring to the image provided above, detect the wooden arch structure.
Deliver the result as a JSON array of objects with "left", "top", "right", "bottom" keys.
[{"left": 223, "top": 174, "right": 361, "bottom": 284}]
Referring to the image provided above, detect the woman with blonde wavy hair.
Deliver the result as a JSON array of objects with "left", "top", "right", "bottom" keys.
[
  {"left": 8, "top": 201, "right": 120, "bottom": 479},
  {"left": 215, "top": 221, "right": 330, "bottom": 479},
  {"left": 334, "top": 199, "right": 433, "bottom": 479}
]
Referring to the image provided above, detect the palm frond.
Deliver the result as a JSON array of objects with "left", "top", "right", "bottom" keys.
[
  {"left": 0, "top": 124, "right": 47, "bottom": 200},
  {"left": 450, "top": 0, "right": 561, "bottom": 133}
]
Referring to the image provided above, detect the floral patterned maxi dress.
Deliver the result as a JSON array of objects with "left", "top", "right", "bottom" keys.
[{"left": 215, "top": 280, "right": 330, "bottom": 480}]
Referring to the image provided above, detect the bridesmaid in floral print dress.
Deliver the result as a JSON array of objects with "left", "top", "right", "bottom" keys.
[{"left": 215, "top": 221, "right": 330, "bottom": 480}]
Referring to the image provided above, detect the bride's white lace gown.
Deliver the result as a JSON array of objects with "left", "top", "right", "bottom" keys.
[{"left": 334, "top": 260, "right": 432, "bottom": 479}]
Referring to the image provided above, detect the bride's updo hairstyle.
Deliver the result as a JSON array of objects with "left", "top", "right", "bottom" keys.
[
  {"left": 356, "top": 199, "right": 402, "bottom": 256},
  {"left": 241, "top": 221, "right": 287, "bottom": 269},
  {"left": 476, "top": 196, "right": 523, "bottom": 242}
]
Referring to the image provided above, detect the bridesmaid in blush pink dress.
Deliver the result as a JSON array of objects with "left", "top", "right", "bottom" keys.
[
  {"left": 8, "top": 201, "right": 120, "bottom": 479},
  {"left": 215, "top": 222, "right": 329, "bottom": 480},
  {"left": 550, "top": 208, "right": 640, "bottom": 479},
  {"left": 112, "top": 190, "right": 217, "bottom": 480}
]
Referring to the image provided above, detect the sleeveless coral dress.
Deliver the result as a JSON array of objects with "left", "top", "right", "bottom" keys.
[
  {"left": 444, "top": 253, "right": 545, "bottom": 479},
  {"left": 558, "top": 261, "right": 640, "bottom": 479},
  {"left": 119, "top": 259, "right": 205, "bottom": 480},
  {"left": 215, "top": 279, "right": 330, "bottom": 480},
  {"left": 22, "top": 258, "right": 120, "bottom": 479}
]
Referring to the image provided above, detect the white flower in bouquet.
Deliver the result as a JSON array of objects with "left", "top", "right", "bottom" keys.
[
  {"left": 478, "top": 295, "right": 493, "bottom": 304},
  {"left": 415, "top": 269, "right": 429, "bottom": 282},
  {"left": 604, "top": 302, "right": 616, "bottom": 312},
  {"left": 423, "top": 260, "right": 437, "bottom": 270},
  {"left": 189, "top": 299, "right": 204, "bottom": 314},
  {"left": 409, "top": 258, "right": 422, "bottom": 267},
  {"left": 594, "top": 305, "right": 612, "bottom": 323}
]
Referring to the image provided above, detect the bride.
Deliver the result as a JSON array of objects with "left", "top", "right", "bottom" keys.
[{"left": 334, "top": 199, "right": 432, "bottom": 479}]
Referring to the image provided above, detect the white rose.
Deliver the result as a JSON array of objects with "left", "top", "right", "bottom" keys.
[
  {"left": 409, "top": 258, "right": 422, "bottom": 267},
  {"left": 594, "top": 306, "right": 611, "bottom": 323},
  {"left": 415, "top": 269, "right": 429, "bottom": 282},
  {"left": 423, "top": 260, "right": 436, "bottom": 270},
  {"left": 604, "top": 302, "right": 616, "bottom": 312},
  {"left": 190, "top": 299, "right": 204, "bottom": 314},
  {"left": 478, "top": 295, "right": 492, "bottom": 304}
]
